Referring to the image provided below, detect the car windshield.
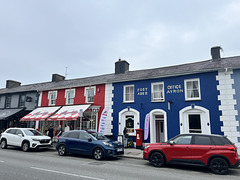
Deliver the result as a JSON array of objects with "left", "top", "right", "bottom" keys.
[
  {"left": 89, "top": 132, "right": 109, "bottom": 140},
  {"left": 23, "top": 129, "right": 42, "bottom": 136}
]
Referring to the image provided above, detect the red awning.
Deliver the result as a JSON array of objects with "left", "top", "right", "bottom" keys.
[
  {"left": 20, "top": 106, "right": 61, "bottom": 121},
  {"left": 47, "top": 104, "right": 90, "bottom": 121}
]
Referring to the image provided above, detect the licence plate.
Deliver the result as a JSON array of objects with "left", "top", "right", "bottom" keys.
[{"left": 117, "top": 148, "right": 123, "bottom": 152}]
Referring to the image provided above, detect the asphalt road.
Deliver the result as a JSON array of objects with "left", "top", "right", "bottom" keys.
[{"left": 0, "top": 147, "right": 239, "bottom": 180}]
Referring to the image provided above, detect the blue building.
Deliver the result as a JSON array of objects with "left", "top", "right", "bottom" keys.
[{"left": 111, "top": 47, "right": 240, "bottom": 152}]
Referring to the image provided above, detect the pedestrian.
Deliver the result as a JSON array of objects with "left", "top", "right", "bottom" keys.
[
  {"left": 123, "top": 127, "right": 129, "bottom": 148},
  {"left": 46, "top": 124, "right": 54, "bottom": 141},
  {"left": 64, "top": 124, "right": 70, "bottom": 132},
  {"left": 56, "top": 124, "right": 63, "bottom": 137}
]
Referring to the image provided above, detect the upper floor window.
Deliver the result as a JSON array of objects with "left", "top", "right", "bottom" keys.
[
  {"left": 124, "top": 85, "right": 134, "bottom": 103},
  {"left": 5, "top": 95, "right": 11, "bottom": 108},
  {"left": 184, "top": 78, "right": 201, "bottom": 101},
  {"left": 19, "top": 94, "right": 26, "bottom": 107},
  {"left": 85, "top": 86, "right": 96, "bottom": 103},
  {"left": 65, "top": 89, "right": 75, "bottom": 105},
  {"left": 151, "top": 82, "right": 164, "bottom": 102},
  {"left": 48, "top": 91, "right": 57, "bottom": 106}
]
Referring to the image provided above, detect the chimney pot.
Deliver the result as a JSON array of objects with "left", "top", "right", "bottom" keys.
[{"left": 211, "top": 46, "right": 222, "bottom": 60}]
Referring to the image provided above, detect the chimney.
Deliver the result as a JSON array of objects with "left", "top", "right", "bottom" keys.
[
  {"left": 6, "top": 80, "right": 21, "bottom": 88},
  {"left": 115, "top": 59, "right": 129, "bottom": 74},
  {"left": 52, "top": 74, "right": 65, "bottom": 82},
  {"left": 211, "top": 46, "right": 222, "bottom": 60}
]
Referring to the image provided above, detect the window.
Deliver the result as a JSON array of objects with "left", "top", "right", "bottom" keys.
[
  {"left": 79, "top": 131, "right": 90, "bottom": 140},
  {"left": 189, "top": 114, "right": 201, "bottom": 133},
  {"left": 194, "top": 136, "right": 212, "bottom": 145},
  {"left": 126, "top": 115, "right": 134, "bottom": 133},
  {"left": 184, "top": 78, "right": 201, "bottom": 100},
  {"left": 65, "top": 89, "right": 75, "bottom": 105},
  {"left": 5, "top": 95, "right": 11, "bottom": 108},
  {"left": 151, "top": 82, "right": 164, "bottom": 102},
  {"left": 124, "top": 85, "right": 134, "bottom": 103},
  {"left": 48, "top": 91, "right": 57, "bottom": 106},
  {"left": 19, "top": 94, "right": 26, "bottom": 107},
  {"left": 85, "top": 86, "right": 96, "bottom": 103},
  {"left": 172, "top": 135, "right": 192, "bottom": 144},
  {"left": 68, "top": 132, "right": 80, "bottom": 139}
]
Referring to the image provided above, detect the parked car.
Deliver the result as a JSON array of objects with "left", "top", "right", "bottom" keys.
[
  {"left": 0, "top": 127, "right": 52, "bottom": 152},
  {"left": 143, "top": 134, "right": 240, "bottom": 175},
  {"left": 56, "top": 130, "right": 124, "bottom": 160}
]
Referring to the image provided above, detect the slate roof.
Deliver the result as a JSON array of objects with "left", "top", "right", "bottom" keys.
[{"left": 1, "top": 56, "right": 240, "bottom": 94}]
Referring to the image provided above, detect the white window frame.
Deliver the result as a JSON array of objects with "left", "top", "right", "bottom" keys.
[
  {"left": 151, "top": 82, "right": 165, "bottom": 102},
  {"left": 48, "top": 91, "right": 57, "bottom": 106},
  {"left": 123, "top": 85, "right": 134, "bottom": 103},
  {"left": 84, "top": 86, "right": 96, "bottom": 103},
  {"left": 65, "top": 89, "right": 75, "bottom": 105},
  {"left": 184, "top": 78, "right": 201, "bottom": 101}
]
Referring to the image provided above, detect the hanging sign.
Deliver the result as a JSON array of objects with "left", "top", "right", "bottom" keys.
[
  {"left": 98, "top": 107, "right": 108, "bottom": 134},
  {"left": 144, "top": 113, "right": 150, "bottom": 140}
]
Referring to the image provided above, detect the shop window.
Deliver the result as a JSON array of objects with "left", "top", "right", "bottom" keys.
[
  {"left": 48, "top": 91, "right": 57, "bottom": 106},
  {"left": 19, "top": 94, "right": 26, "bottom": 107},
  {"left": 126, "top": 115, "right": 134, "bottom": 133},
  {"left": 123, "top": 85, "right": 134, "bottom": 103},
  {"left": 184, "top": 78, "right": 201, "bottom": 101},
  {"left": 65, "top": 89, "right": 75, "bottom": 105},
  {"left": 5, "top": 95, "right": 11, "bottom": 108},
  {"left": 151, "top": 82, "right": 164, "bottom": 102},
  {"left": 85, "top": 86, "right": 96, "bottom": 103}
]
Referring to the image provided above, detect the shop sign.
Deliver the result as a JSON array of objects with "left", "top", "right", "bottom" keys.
[
  {"left": 137, "top": 87, "right": 148, "bottom": 96},
  {"left": 166, "top": 85, "right": 183, "bottom": 94}
]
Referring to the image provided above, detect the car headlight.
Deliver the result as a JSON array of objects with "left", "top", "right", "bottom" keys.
[
  {"left": 32, "top": 138, "right": 40, "bottom": 142},
  {"left": 103, "top": 142, "right": 113, "bottom": 147}
]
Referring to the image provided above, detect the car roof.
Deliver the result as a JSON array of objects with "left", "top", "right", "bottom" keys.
[{"left": 180, "top": 133, "right": 224, "bottom": 137}]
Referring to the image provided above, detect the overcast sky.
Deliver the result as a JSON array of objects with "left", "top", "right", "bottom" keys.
[{"left": 1, "top": 0, "right": 240, "bottom": 88}]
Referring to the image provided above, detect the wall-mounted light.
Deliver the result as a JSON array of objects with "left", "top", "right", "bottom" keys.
[
  {"left": 191, "top": 104, "right": 195, "bottom": 109},
  {"left": 127, "top": 106, "right": 130, "bottom": 111}
]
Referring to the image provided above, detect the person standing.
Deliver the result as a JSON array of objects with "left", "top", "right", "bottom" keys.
[
  {"left": 47, "top": 124, "right": 54, "bottom": 141},
  {"left": 64, "top": 124, "right": 70, "bottom": 132},
  {"left": 56, "top": 124, "right": 63, "bottom": 137},
  {"left": 123, "top": 127, "right": 129, "bottom": 148}
]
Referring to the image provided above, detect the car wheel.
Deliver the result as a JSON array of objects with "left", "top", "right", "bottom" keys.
[
  {"left": 58, "top": 144, "right": 67, "bottom": 156},
  {"left": 210, "top": 157, "right": 229, "bottom": 175},
  {"left": 1, "top": 139, "right": 7, "bottom": 149},
  {"left": 150, "top": 152, "right": 165, "bottom": 167},
  {"left": 22, "top": 142, "right": 29, "bottom": 152},
  {"left": 93, "top": 148, "right": 104, "bottom": 160}
]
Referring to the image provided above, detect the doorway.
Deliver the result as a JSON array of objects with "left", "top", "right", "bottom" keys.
[{"left": 155, "top": 115, "right": 164, "bottom": 143}]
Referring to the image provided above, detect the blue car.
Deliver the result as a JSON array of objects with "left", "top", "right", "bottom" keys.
[{"left": 56, "top": 130, "right": 124, "bottom": 160}]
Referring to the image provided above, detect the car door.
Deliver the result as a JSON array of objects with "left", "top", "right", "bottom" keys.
[
  {"left": 191, "top": 135, "right": 214, "bottom": 164},
  {"left": 78, "top": 131, "right": 95, "bottom": 155},
  {"left": 12, "top": 129, "right": 24, "bottom": 147},
  {"left": 6, "top": 129, "right": 17, "bottom": 145},
  {"left": 165, "top": 135, "right": 193, "bottom": 163},
  {"left": 65, "top": 131, "right": 81, "bottom": 153}
]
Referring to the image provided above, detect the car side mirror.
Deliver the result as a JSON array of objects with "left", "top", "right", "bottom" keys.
[
  {"left": 169, "top": 140, "right": 175, "bottom": 145},
  {"left": 88, "top": 138, "right": 92, "bottom": 142}
]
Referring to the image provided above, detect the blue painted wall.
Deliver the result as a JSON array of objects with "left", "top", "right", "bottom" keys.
[
  {"left": 112, "top": 71, "right": 222, "bottom": 141},
  {"left": 232, "top": 69, "right": 240, "bottom": 143}
]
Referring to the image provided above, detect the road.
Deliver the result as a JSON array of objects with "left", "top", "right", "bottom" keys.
[{"left": 0, "top": 147, "right": 239, "bottom": 180}]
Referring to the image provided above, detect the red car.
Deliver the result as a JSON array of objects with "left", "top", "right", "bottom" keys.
[{"left": 143, "top": 134, "right": 240, "bottom": 175}]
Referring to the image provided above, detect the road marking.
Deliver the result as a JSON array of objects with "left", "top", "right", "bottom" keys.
[
  {"left": 31, "top": 167, "right": 105, "bottom": 180},
  {"left": 0, "top": 160, "right": 4, "bottom": 163}
]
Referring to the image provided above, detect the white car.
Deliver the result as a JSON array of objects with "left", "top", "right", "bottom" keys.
[{"left": 0, "top": 128, "right": 52, "bottom": 152}]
